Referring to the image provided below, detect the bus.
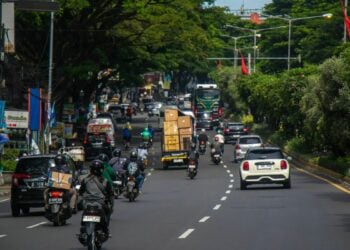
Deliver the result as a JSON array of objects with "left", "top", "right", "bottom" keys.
[{"left": 193, "top": 83, "right": 222, "bottom": 117}]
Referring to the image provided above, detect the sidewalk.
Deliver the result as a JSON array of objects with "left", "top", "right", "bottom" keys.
[{"left": 0, "top": 184, "right": 11, "bottom": 197}]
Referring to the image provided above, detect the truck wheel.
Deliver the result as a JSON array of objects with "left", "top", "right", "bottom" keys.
[{"left": 162, "top": 163, "right": 168, "bottom": 170}]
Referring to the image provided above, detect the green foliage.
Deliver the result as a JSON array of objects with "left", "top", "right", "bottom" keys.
[
  {"left": 317, "top": 156, "right": 350, "bottom": 177},
  {"left": 269, "top": 130, "right": 288, "bottom": 148},
  {"left": 242, "top": 114, "right": 254, "bottom": 128},
  {"left": 1, "top": 148, "right": 19, "bottom": 172},
  {"left": 286, "top": 136, "right": 310, "bottom": 154}
]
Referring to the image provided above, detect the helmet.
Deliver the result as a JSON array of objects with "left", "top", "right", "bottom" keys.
[
  {"left": 214, "top": 136, "right": 219, "bottom": 141},
  {"left": 90, "top": 160, "right": 104, "bottom": 176},
  {"left": 130, "top": 151, "right": 138, "bottom": 161},
  {"left": 97, "top": 153, "right": 109, "bottom": 163},
  {"left": 191, "top": 143, "right": 196, "bottom": 150},
  {"left": 54, "top": 154, "right": 66, "bottom": 166},
  {"left": 112, "top": 148, "right": 121, "bottom": 158}
]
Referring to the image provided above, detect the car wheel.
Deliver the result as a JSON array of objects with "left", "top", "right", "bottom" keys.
[
  {"left": 283, "top": 178, "right": 291, "bottom": 189},
  {"left": 21, "top": 207, "right": 30, "bottom": 215},
  {"left": 11, "top": 203, "right": 21, "bottom": 217},
  {"left": 240, "top": 179, "right": 247, "bottom": 190}
]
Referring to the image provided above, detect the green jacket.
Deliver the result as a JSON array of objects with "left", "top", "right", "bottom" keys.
[
  {"left": 102, "top": 162, "right": 117, "bottom": 187},
  {"left": 141, "top": 130, "right": 151, "bottom": 140}
]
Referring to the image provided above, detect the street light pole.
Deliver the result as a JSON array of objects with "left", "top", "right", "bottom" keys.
[
  {"left": 47, "top": 1, "right": 54, "bottom": 152},
  {"left": 253, "top": 30, "right": 257, "bottom": 73},
  {"left": 288, "top": 19, "right": 292, "bottom": 71},
  {"left": 345, "top": 0, "right": 348, "bottom": 43}
]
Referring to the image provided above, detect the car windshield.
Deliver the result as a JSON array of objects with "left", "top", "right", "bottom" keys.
[
  {"left": 247, "top": 149, "right": 284, "bottom": 160},
  {"left": 16, "top": 158, "right": 54, "bottom": 175},
  {"left": 239, "top": 137, "right": 262, "bottom": 144},
  {"left": 197, "top": 112, "right": 211, "bottom": 119},
  {"left": 196, "top": 89, "right": 220, "bottom": 99}
]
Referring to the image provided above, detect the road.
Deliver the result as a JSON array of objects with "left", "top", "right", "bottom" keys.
[{"left": 1, "top": 113, "right": 350, "bottom": 250}]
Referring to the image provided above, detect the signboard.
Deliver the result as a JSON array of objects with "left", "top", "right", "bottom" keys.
[
  {"left": 0, "top": 101, "right": 5, "bottom": 128},
  {"left": 4, "top": 110, "right": 29, "bottom": 129},
  {"left": 2, "top": 3, "right": 15, "bottom": 53},
  {"left": 62, "top": 103, "right": 75, "bottom": 123}
]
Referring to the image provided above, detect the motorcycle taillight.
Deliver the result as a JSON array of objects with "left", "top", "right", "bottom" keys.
[
  {"left": 128, "top": 176, "right": 135, "bottom": 181},
  {"left": 49, "top": 191, "right": 63, "bottom": 198}
]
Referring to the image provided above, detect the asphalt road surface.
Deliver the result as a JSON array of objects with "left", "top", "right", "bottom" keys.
[{"left": 1, "top": 113, "right": 350, "bottom": 250}]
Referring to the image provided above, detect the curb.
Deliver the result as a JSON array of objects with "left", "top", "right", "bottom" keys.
[{"left": 286, "top": 150, "right": 350, "bottom": 190}]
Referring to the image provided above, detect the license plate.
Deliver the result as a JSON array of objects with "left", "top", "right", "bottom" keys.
[
  {"left": 214, "top": 154, "right": 220, "bottom": 157},
  {"left": 232, "top": 135, "right": 239, "bottom": 138},
  {"left": 114, "top": 181, "right": 122, "bottom": 185},
  {"left": 83, "top": 215, "right": 101, "bottom": 222},
  {"left": 189, "top": 165, "right": 196, "bottom": 169},
  {"left": 48, "top": 198, "right": 63, "bottom": 204},
  {"left": 92, "top": 143, "right": 102, "bottom": 148},
  {"left": 31, "top": 182, "right": 45, "bottom": 188},
  {"left": 174, "top": 159, "right": 183, "bottom": 163},
  {"left": 257, "top": 165, "right": 271, "bottom": 170}
]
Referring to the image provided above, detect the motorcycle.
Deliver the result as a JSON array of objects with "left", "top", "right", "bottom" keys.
[
  {"left": 113, "top": 172, "right": 125, "bottom": 199},
  {"left": 44, "top": 188, "right": 72, "bottom": 226},
  {"left": 211, "top": 150, "right": 222, "bottom": 165},
  {"left": 124, "top": 162, "right": 139, "bottom": 202},
  {"left": 78, "top": 201, "right": 108, "bottom": 250},
  {"left": 187, "top": 158, "right": 197, "bottom": 179},
  {"left": 142, "top": 137, "right": 152, "bottom": 149},
  {"left": 198, "top": 141, "right": 206, "bottom": 155}
]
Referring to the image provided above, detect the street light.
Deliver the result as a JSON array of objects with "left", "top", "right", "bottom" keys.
[
  {"left": 267, "top": 13, "right": 333, "bottom": 70},
  {"left": 225, "top": 25, "right": 287, "bottom": 72},
  {"left": 221, "top": 34, "right": 260, "bottom": 71}
]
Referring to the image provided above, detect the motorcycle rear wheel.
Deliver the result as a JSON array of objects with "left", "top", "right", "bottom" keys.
[{"left": 87, "top": 232, "right": 98, "bottom": 250}]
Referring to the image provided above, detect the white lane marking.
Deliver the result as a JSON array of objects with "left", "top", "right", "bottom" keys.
[
  {"left": 230, "top": 179, "right": 234, "bottom": 183},
  {"left": 213, "top": 204, "right": 221, "bottom": 210},
  {"left": 26, "top": 221, "right": 47, "bottom": 229},
  {"left": 229, "top": 174, "right": 234, "bottom": 177},
  {"left": 144, "top": 178, "right": 148, "bottom": 181},
  {"left": 223, "top": 165, "right": 227, "bottom": 168},
  {"left": 226, "top": 190, "right": 231, "bottom": 194},
  {"left": 0, "top": 198, "right": 9, "bottom": 203},
  {"left": 226, "top": 170, "right": 231, "bottom": 173},
  {"left": 220, "top": 161, "right": 224, "bottom": 164},
  {"left": 221, "top": 196, "right": 227, "bottom": 201},
  {"left": 199, "top": 216, "right": 210, "bottom": 223},
  {"left": 150, "top": 168, "right": 154, "bottom": 172},
  {"left": 147, "top": 173, "right": 152, "bottom": 176},
  {"left": 228, "top": 184, "right": 233, "bottom": 189},
  {"left": 0, "top": 234, "right": 7, "bottom": 239},
  {"left": 178, "top": 229, "right": 195, "bottom": 239}
]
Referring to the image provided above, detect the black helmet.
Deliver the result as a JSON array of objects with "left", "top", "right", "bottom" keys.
[
  {"left": 97, "top": 153, "right": 109, "bottom": 163},
  {"left": 191, "top": 143, "right": 196, "bottom": 150},
  {"left": 112, "top": 148, "right": 121, "bottom": 158},
  {"left": 54, "top": 154, "right": 66, "bottom": 166},
  {"left": 130, "top": 151, "right": 138, "bottom": 161},
  {"left": 90, "top": 160, "right": 104, "bottom": 176}
]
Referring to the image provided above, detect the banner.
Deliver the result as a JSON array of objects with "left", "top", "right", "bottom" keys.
[
  {"left": 28, "top": 88, "right": 42, "bottom": 131},
  {"left": 0, "top": 101, "right": 5, "bottom": 129},
  {"left": 5, "top": 110, "right": 28, "bottom": 128}
]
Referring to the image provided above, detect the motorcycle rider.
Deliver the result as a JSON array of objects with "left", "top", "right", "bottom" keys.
[
  {"left": 188, "top": 143, "right": 200, "bottom": 169},
  {"left": 213, "top": 129, "right": 225, "bottom": 154},
  {"left": 122, "top": 122, "right": 132, "bottom": 149},
  {"left": 123, "top": 151, "right": 145, "bottom": 192},
  {"left": 140, "top": 127, "right": 151, "bottom": 146},
  {"left": 97, "top": 154, "right": 117, "bottom": 208},
  {"left": 210, "top": 137, "right": 223, "bottom": 159},
  {"left": 78, "top": 160, "right": 112, "bottom": 237},
  {"left": 148, "top": 125, "right": 154, "bottom": 145},
  {"left": 197, "top": 128, "right": 208, "bottom": 149},
  {"left": 108, "top": 148, "right": 127, "bottom": 185},
  {"left": 137, "top": 142, "right": 149, "bottom": 168},
  {"left": 44, "top": 154, "right": 77, "bottom": 213}
]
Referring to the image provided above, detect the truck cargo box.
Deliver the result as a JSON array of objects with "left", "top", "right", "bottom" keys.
[
  {"left": 165, "top": 109, "right": 178, "bottom": 121},
  {"left": 177, "top": 116, "right": 192, "bottom": 128},
  {"left": 163, "top": 121, "right": 178, "bottom": 135}
]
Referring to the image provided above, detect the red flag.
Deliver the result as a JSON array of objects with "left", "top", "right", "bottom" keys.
[
  {"left": 240, "top": 53, "right": 249, "bottom": 75},
  {"left": 341, "top": 0, "right": 350, "bottom": 38},
  {"left": 250, "top": 12, "right": 263, "bottom": 25}
]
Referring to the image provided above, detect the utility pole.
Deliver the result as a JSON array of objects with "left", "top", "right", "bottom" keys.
[{"left": 345, "top": 0, "right": 348, "bottom": 43}]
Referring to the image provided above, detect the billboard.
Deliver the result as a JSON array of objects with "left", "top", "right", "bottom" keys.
[
  {"left": 5, "top": 110, "right": 29, "bottom": 129},
  {"left": 2, "top": 3, "right": 15, "bottom": 53}
]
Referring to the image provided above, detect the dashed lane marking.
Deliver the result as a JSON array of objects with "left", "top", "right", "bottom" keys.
[
  {"left": 0, "top": 234, "right": 7, "bottom": 239},
  {"left": 228, "top": 184, "right": 233, "bottom": 189},
  {"left": 229, "top": 174, "right": 234, "bottom": 178},
  {"left": 226, "top": 170, "right": 231, "bottom": 173},
  {"left": 178, "top": 229, "right": 195, "bottom": 239},
  {"left": 225, "top": 190, "right": 231, "bottom": 194},
  {"left": 199, "top": 216, "right": 210, "bottom": 223},
  {"left": 0, "top": 198, "right": 9, "bottom": 203},
  {"left": 223, "top": 165, "right": 227, "bottom": 168},
  {"left": 213, "top": 204, "right": 221, "bottom": 210},
  {"left": 221, "top": 196, "right": 227, "bottom": 201},
  {"left": 144, "top": 178, "right": 148, "bottom": 181},
  {"left": 220, "top": 161, "right": 224, "bottom": 164},
  {"left": 230, "top": 179, "right": 234, "bottom": 183},
  {"left": 147, "top": 173, "right": 152, "bottom": 176},
  {"left": 150, "top": 168, "right": 154, "bottom": 172},
  {"left": 26, "top": 222, "right": 47, "bottom": 229}
]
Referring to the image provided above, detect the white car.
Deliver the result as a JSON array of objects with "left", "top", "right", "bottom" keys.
[
  {"left": 239, "top": 147, "right": 291, "bottom": 190},
  {"left": 233, "top": 135, "right": 263, "bottom": 162}
]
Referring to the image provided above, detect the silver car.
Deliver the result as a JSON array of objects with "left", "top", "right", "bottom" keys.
[{"left": 233, "top": 135, "right": 263, "bottom": 163}]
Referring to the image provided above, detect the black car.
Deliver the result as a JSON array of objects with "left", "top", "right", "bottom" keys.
[
  {"left": 84, "top": 132, "right": 113, "bottom": 160},
  {"left": 196, "top": 111, "right": 213, "bottom": 130},
  {"left": 224, "top": 122, "right": 249, "bottom": 144},
  {"left": 10, "top": 154, "right": 76, "bottom": 216}
]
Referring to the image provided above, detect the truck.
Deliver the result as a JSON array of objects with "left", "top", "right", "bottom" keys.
[{"left": 160, "top": 108, "right": 195, "bottom": 169}]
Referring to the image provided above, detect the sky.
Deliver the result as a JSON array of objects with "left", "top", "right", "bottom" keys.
[{"left": 214, "top": 0, "right": 272, "bottom": 11}]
